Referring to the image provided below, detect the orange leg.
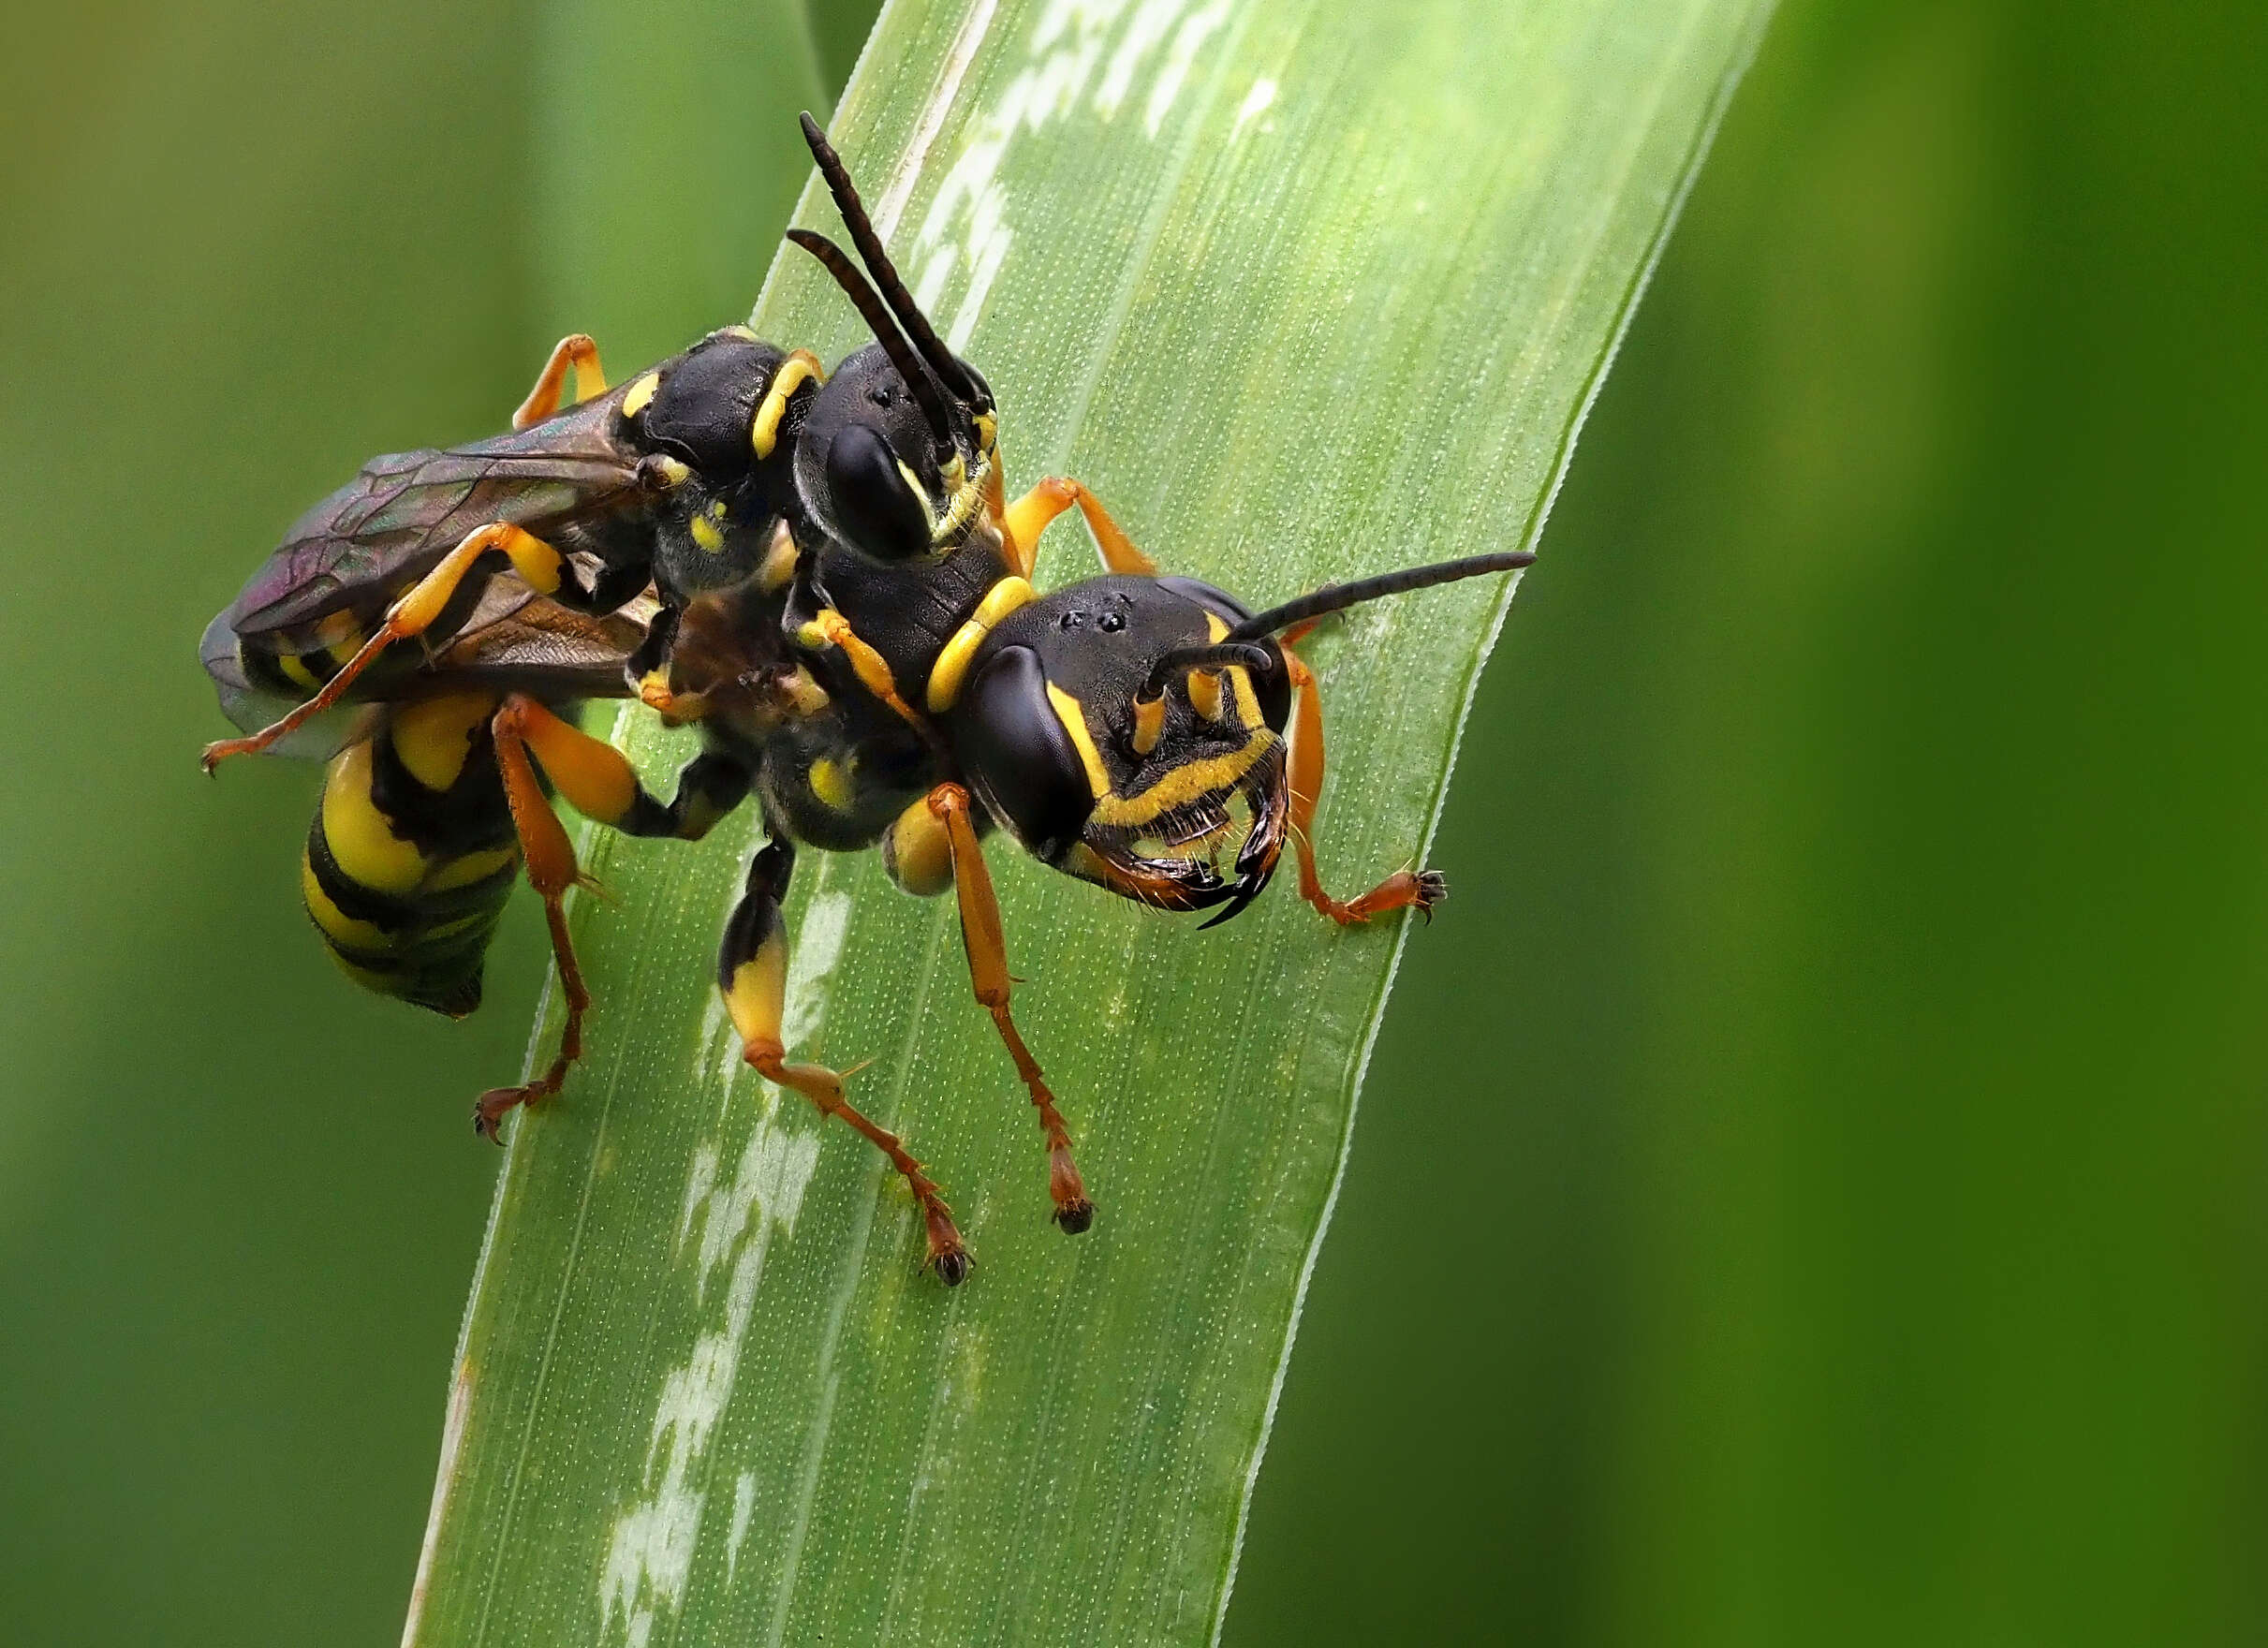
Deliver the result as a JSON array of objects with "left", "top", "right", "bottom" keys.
[
  {"left": 201, "top": 522, "right": 570, "bottom": 772},
  {"left": 929, "top": 782, "right": 1094, "bottom": 1232},
  {"left": 512, "top": 333, "right": 607, "bottom": 429},
  {"left": 1282, "top": 645, "right": 1447, "bottom": 925},
  {"left": 718, "top": 838, "right": 969, "bottom": 1283},
  {"left": 999, "top": 477, "right": 1158, "bottom": 581},
  {"left": 473, "top": 694, "right": 601, "bottom": 1140}
]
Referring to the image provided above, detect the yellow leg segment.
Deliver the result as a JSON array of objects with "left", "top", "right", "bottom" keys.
[
  {"left": 999, "top": 477, "right": 1158, "bottom": 581},
  {"left": 202, "top": 522, "right": 570, "bottom": 772},
  {"left": 473, "top": 694, "right": 601, "bottom": 1140},
  {"left": 493, "top": 695, "right": 643, "bottom": 826},
  {"left": 797, "top": 608, "right": 935, "bottom": 743},
  {"left": 930, "top": 782, "right": 1094, "bottom": 1232},
  {"left": 719, "top": 839, "right": 969, "bottom": 1283},
  {"left": 1283, "top": 646, "right": 1446, "bottom": 925},
  {"left": 513, "top": 333, "right": 607, "bottom": 429}
]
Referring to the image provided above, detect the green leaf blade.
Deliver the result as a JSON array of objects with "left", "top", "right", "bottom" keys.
[{"left": 407, "top": 0, "right": 1771, "bottom": 1641}]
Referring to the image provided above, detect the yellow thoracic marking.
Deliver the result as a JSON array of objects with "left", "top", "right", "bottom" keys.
[
  {"left": 425, "top": 844, "right": 519, "bottom": 891},
  {"left": 276, "top": 652, "right": 323, "bottom": 693},
  {"left": 321, "top": 742, "right": 426, "bottom": 894},
  {"left": 1090, "top": 729, "right": 1280, "bottom": 830},
  {"left": 301, "top": 853, "right": 391, "bottom": 952},
  {"left": 650, "top": 455, "right": 691, "bottom": 488},
  {"left": 808, "top": 756, "right": 857, "bottom": 812},
  {"left": 690, "top": 500, "right": 727, "bottom": 553},
  {"left": 1131, "top": 692, "right": 1166, "bottom": 756},
  {"left": 785, "top": 668, "right": 830, "bottom": 715},
  {"left": 722, "top": 324, "right": 762, "bottom": 343},
  {"left": 390, "top": 692, "right": 493, "bottom": 792},
  {"left": 1187, "top": 670, "right": 1224, "bottom": 722},
  {"left": 752, "top": 350, "right": 823, "bottom": 459},
  {"left": 1046, "top": 684, "right": 1112, "bottom": 801},
  {"left": 622, "top": 371, "right": 661, "bottom": 418},
  {"left": 925, "top": 576, "right": 1037, "bottom": 712}
]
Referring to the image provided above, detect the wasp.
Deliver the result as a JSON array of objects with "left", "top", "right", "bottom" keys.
[{"left": 203, "top": 115, "right": 1530, "bottom": 1284}]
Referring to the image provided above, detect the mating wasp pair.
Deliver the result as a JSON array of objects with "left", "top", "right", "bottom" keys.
[{"left": 202, "top": 114, "right": 1529, "bottom": 1284}]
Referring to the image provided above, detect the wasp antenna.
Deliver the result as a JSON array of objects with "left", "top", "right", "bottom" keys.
[
  {"left": 1141, "top": 640, "right": 1275, "bottom": 699},
  {"left": 799, "top": 111, "right": 985, "bottom": 407},
  {"left": 1226, "top": 552, "right": 1536, "bottom": 641},
  {"left": 786, "top": 228, "right": 956, "bottom": 449}
]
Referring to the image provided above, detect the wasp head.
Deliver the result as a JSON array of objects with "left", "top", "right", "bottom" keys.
[
  {"left": 787, "top": 114, "right": 998, "bottom": 565},
  {"left": 947, "top": 575, "right": 1294, "bottom": 927}
]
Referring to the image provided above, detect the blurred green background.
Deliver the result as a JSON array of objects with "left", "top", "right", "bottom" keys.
[{"left": 2, "top": 0, "right": 2261, "bottom": 1642}]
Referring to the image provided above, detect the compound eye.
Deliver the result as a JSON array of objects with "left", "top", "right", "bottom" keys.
[
  {"left": 825, "top": 423, "right": 931, "bottom": 561},
  {"left": 956, "top": 645, "right": 1094, "bottom": 857}
]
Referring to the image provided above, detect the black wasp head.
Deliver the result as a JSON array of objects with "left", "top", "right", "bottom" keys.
[
  {"left": 947, "top": 576, "right": 1296, "bottom": 928},
  {"left": 943, "top": 549, "right": 1541, "bottom": 927},
  {"left": 635, "top": 328, "right": 796, "bottom": 486},
  {"left": 787, "top": 113, "right": 997, "bottom": 565}
]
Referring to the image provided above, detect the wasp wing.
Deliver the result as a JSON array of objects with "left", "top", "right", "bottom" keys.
[{"left": 223, "top": 390, "right": 642, "bottom": 647}]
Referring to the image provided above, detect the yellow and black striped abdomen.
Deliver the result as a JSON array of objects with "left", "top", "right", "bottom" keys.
[{"left": 301, "top": 692, "right": 523, "bottom": 1018}]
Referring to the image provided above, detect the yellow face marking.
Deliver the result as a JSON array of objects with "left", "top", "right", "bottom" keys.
[
  {"left": 931, "top": 449, "right": 992, "bottom": 545},
  {"left": 757, "top": 518, "right": 800, "bottom": 592},
  {"left": 622, "top": 371, "right": 661, "bottom": 418},
  {"left": 925, "top": 576, "right": 1037, "bottom": 712},
  {"left": 1204, "top": 612, "right": 1230, "bottom": 642},
  {"left": 301, "top": 853, "right": 391, "bottom": 952},
  {"left": 424, "top": 844, "right": 519, "bottom": 891},
  {"left": 808, "top": 756, "right": 857, "bottom": 813},
  {"left": 751, "top": 350, "right": 823, "bottom": 459},
  {"left": 1089, "top": 729, "right": 1280, "bottom": 831},
  {"left": 1131, "top": 693, "right": 1166, "bottom": 757},
  {"left": 320, "top": 742, "right": 427, "bottom": 894},
  {"left": 390, "top": 692, "right": 493, "bottom": 792},
  {"left": 1229, "top": 663, "right": 1264, "bottom": 729},
  {"left": 1047, "top": 684, "right": 1112, "bottom": 801}
]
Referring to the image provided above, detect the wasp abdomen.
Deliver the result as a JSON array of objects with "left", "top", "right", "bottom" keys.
[{"left": 300, "top": 692, "right": 524, "bottom": 1018}]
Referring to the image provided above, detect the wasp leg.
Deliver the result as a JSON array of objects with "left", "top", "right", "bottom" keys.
[
  {"left": 473, "top": 695, "right": 599, "bottom": 1140},
  {"left": 512, "top": 333, "right": 607, "bottom": 430},
  {"left": 795, "top": 607, "right": 937, "bottom": 744},
  {"left": 1282, "top": 645, "right": 1448, "bottom": 925},
  {"left": 719, "top": 835, "right": 970, "bottom": 1284},
  {"left": 201, "top": 522, "right": 578, "bottom": 772},
  {"left": 489, "top": 694, "right": 752, "bottom": 844},
  {"left": 928, "top": 781, "right": 1094, "bottom": 1234},
  {"left": 999, "top": 477, "right": 1157, "bottom": 581}
]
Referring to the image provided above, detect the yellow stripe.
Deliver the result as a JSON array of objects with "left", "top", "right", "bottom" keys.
[
  {"left": 390, "top": 692, "right": 493, "bottom": 791},
  {"left": 425, "top": 844, "right": 519, "bottom": 891},
  {"left": 317, "top": 610, "right": 363, "bottom": 669},
  {"left": 320, "top": 742, "right": 427, "bottom": 894},
  {"left": 301, "top": 852, "right": 391, "bottom": 952},
  {"left": 277, "top": 653, "right": 322, "bottom": 693},
  {"left": 925, "top": 576, "right": 1036, "bottom": 712},
  {"left": 751, "top": 351, "right": 823, "bottom": 459},
  {"left": 1089, "top": 730, "right": 1279, "bottom": 830},
  {"left": 1047, "top": 684, "right": 1112, "bottom": 800},
  {"left": 622, "top": 371, "right": 660, "bottom": 417}
]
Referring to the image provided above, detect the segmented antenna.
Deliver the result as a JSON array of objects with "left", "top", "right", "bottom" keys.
[
  {"left": 1141, "top": 641, "right": 1276, "bottom": 699},
  {"left": 1226, "top": 552, "right": 1536, "bottom": 641},
  {"left": 786, "top": 228, "right": 956, "bottom": 449},
  {"left": 799, "top": 111, "right": 986, "bottom": 408}
]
